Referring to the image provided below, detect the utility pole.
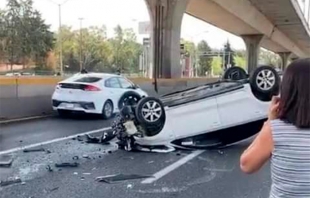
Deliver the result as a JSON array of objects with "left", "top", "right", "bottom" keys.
[
  {"left": 58, "top": 4, "right": 63, "bottom": 76},
  {"left": 45, "top": 0, "right": 72, "bottom": 76},
  {"left": 78, "top": 18, "right": 84, "bottom": 71}
]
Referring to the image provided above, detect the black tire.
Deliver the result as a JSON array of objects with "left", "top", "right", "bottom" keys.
[
  {"left": 222, "top": 66, "right": 248, "bottom": 80},
  {"left": 118, "top": 91, "right": 142, "bottom": 110},
  {"left": 102, "top": 100, "right": 114, "bottom": 119},
  {"left": 249, "top": 66, "right": 280, "bottom": 100},
  {"left": 135, "top": 97, "right": 166, "bottom": 127},
  {"left": 58, "top": 110, "right": 71, "bottom": 117}
]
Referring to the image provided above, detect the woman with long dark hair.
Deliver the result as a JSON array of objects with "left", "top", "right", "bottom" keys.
[{"left": 240, "top": 58, "right": 310, "bottom": 197}]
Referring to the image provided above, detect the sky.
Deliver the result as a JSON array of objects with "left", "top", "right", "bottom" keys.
[
  {"left": 0, "top": 0, "right": 249, "bottom": 50},
  {"left": 1, "top": 0, "right": 309, "bottom": 50}
]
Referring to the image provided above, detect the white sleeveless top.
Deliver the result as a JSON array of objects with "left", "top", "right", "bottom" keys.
[{"left": 270, "top": 119, "right": 310, "bottom": 198}]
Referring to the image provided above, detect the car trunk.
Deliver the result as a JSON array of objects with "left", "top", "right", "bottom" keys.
[{"left": 56, "top": 82, "right": 101, "bottom": 102}]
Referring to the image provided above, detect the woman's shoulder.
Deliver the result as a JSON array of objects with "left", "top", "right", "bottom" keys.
[
  {"left": 269, "top": 119, "right": 303, "bottom": 133},
  {"left": 269, "top": 119, "right": 287, "bottom": 127}
]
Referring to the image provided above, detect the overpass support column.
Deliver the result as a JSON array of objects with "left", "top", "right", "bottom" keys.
[
  {"left": 145, "top": 0, "right": 189, "bottom": 78},
  {"left": 241, "top": 34, "right": 263, "bottom": 75},
  {"left": 278, "top": 52, "right": 291, "bottom": 71}
]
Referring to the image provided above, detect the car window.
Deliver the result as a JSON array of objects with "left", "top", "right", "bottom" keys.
[
  {"left": 118, "top": 77, "right": 133, "bottom": 89},
  {"left": 105, "top": 77, "right": 121, "bottom": 88},
  {"left": 74, "top": 77, "right": 102, "bottom": 83}
]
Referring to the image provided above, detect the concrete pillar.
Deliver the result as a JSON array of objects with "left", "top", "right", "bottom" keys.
[
  {"left": 145, "top": 0, "right": 189, "bottom": 78},
  {"left": 241, "top": 34, "right": 264, "bottom": 75},
  {"left": 278, "top": 52, "right": 291, "bottom": 70}
]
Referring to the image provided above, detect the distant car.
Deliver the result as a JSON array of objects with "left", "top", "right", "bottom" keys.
[
  {"left": 109, "top": 65, "right": 281, "bottom": 152},
  {"left": 5, "top": 72, "right": 21, "bottom": 76},
  {"left": 51, "top": 73, "right": 148, "bottom": 119}
]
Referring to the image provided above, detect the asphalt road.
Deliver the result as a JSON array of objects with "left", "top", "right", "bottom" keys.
[
  {"left": 0, "top": 114, "right": 111, "bottom": 152},
  {"left": 0, "top": 116, "right": 272, "bottom": 198}
]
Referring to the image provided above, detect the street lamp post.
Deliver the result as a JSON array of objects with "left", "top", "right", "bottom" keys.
[
  {"left": 58, "top": 4, "right": 63, "bottom": 76},
  {"left": 45, "top": 0, "right": 72, "bottom": 76},
  {"left": 78, "top": 18, "right": 84, "bottom": 71}
]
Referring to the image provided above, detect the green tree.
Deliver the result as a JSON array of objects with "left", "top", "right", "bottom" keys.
[
  {"left": 0, "top": 9, "right": 8, "bottom": 63},
  {"left": 197, "top": 40, "right": 212, "bottom": 76},
  {"left": 234, "top": 55, "right": 246, "bottom": 70},
  {"left": 223, "top": 40, "right": 236, "bottom": 69},
  {"left": 109, "top": 25, "right": 142, "bottom": 74},
  {"left": 1, "top": 0, "right": 54, "bottom": 71},
  {"left": 181, "top": 38, "right": 196, "bottom": 57},
  {"left": 211, "top": 57, "right": 223, "bottom": 76},
  {"left": 259, "top": 49, "right": 281, "bottom": 67},
  {"left": 5, "top": 0, "right": 22, "bottom": 68}
]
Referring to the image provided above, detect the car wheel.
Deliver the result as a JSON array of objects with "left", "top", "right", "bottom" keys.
[
  {"left": 222, "top": 66, "right": 248, "bottom": 80},
  {"left": 118, "top": 91, "right": 142, "bottom": 110},
  {"left": 102, "top": 100, "right": 114, "bottom": 119},
  {"left": 135, "top": 97, "right": 166, "bottom": 127},
  {"left": 249, "top": 65, "right": 280, "bottom": 100}
]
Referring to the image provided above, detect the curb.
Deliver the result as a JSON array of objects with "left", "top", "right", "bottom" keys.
[{"left": 0, "top": 115, "right": 53, "bottom": 125}]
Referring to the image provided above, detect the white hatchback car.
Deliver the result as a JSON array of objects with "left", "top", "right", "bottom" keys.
[{"left": 52, "top": 73, "right": 148, "bottom": 119}]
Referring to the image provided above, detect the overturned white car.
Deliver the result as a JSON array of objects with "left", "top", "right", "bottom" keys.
[{"left": 108, "top": 65, "right": 281, "bottom": 152}]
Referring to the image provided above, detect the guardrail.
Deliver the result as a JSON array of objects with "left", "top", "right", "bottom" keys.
[
  {"left": 0, "top": 76, "right": 217, "bottom": 85},
  {"left": 0, "top": 76, "right": 219, "bottom": 121}
]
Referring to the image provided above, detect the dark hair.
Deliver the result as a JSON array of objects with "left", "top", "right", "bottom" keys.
[{"left": 278, "top": 58, "right": 310, "bottom": 128}]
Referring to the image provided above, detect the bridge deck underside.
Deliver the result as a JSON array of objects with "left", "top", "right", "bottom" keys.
[{"left": 249, "top": 0, "right": 310, "bottom": 54}]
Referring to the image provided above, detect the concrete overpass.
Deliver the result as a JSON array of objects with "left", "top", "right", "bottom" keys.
[{"left": 145, "top": 0, "right": 310, "bottom": 78}]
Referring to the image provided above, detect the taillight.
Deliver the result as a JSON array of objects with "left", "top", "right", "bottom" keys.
[{"left": 84, "top": 85, "right": 101, "bottom": 91}]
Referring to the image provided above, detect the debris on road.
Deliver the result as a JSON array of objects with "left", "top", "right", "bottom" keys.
[
  {"left": 83, "top": 173, "right": 91, "bottom": 175},
  {"left": 76, "top": 136, "right": 83, "bottom": 141},
  {"left": 72, "top": 156, "right": 79, "bottom": 160},
  {"left": 55, "top": 162, "right": 79, "bottom": 168},
  {"left": 95, "top": 174, "right": 154, "bottom": 184},
  {"left": 82, "top": 155, "right": 90, "bottom": 159},
  {"left": 0, "top": 177, "right": 22, "bottom": 187},
  {"left": 23, "top": 147, "right": 50, "bottom": 153},
  {"left": 85, "top": 134, "right": 101, "bottom": 143},
  {"left": 84, "top": 132, "right": 113, "bottom": 145},
  {"left": 46, "top": 165, "right": 53, "bottom": 172},
  {"left": 0, "top": 155, "right": 13, "bottom": 167},
  {"left": 49, "top": 187, "right": 59, "bottom": 192}
]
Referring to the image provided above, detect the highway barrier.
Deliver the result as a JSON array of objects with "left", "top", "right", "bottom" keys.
[{"left": 0, "top": 76, "right": 218, "bottom": 121}]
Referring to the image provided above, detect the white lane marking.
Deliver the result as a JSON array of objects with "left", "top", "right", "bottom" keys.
[
  {"left": 141, "top": 150, "right": 205, "bottom": 184},
  {"left": 0, "top": 127, "right": 111, "bottom": 156}
]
